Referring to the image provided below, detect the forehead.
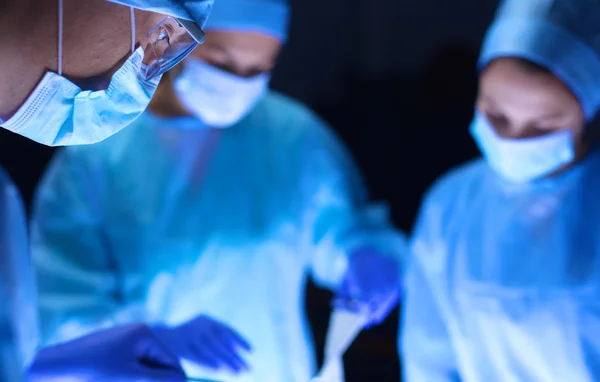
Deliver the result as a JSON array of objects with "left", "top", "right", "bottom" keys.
[
  {"left": 478, "top": 58, "right": 580, "bottom": 114},
  {"left": 203, "top": 30, "right": 281, "bottom": 53}
]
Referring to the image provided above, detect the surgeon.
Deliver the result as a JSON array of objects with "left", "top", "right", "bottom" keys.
[
  {"left": 0, "top": 0, "right": 215, "bottom": 380},
  {"left": 0, "top": 0, "right": 212, "bottom": 146},
  {"left": 400, "top": 0, "right": 600, "bottom": 381},
  {"left": 31, "top": 0, "right": 407, "bottom": 381}
]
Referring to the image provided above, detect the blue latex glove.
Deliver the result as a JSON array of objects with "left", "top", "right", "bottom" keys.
[
  {"left": 152, "top": 315, "right": 252, "bottom": 374},
  {"left": 333, "top": 246, "right": 401, "bottom": 328},
  {"left": 28, "top": 323, "right": 187, "bottom": 381}
]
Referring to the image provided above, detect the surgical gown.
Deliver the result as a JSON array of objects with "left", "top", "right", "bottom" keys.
[
  {"left": 0, "top": 167, "right": 38, "bottom": 382},
  {"left": 400, "top": 152, "right": 600, "bottom": 382},
  {"left": 32, "top": 91, "right": 406, "bottom": 382}
]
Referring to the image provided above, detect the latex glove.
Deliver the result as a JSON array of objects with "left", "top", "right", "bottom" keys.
[
  {"left": 333, "top": 246, "right": 401, "bottom": 328},
  {"left": 152, "top": 315, "right": 252, "bottom": 374},
  {"left": 28, "top": 323, "right": 187, "bottom": 381}
]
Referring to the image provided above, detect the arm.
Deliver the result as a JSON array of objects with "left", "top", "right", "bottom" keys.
[
  {"left": 28, "top": 323, "right": 189, "bottom": 382},
  {"left": 31, "top": 146, "right": 249, "bottom": 376},
  {"left": 31, "top": 148, "right": 146, "bottom": 347},
  {"left": 299, "top": 116, "right": 407, "bottom": 289},
  {"left": 400, "top": 192, "right": 460, "bottom": 382}
]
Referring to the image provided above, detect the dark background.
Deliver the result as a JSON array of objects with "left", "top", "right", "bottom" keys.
[{"left": 0, "top": 0, "right": 500, "bottom": 380}]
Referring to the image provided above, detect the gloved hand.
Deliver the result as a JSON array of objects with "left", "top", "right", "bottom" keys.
[
  {"left": 333, "top": 246, "right": 401, "bottom": 328},
  {"left": 28, "top": 323, "right": 187, "bottom": 381},
  {"left": 152, "top": 315, "right": 252, "bottom": 374}
]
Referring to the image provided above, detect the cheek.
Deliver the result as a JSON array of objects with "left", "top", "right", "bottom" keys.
[
  {"left": 474, "top": 96, "right": 487, "bottom": 115},
  {"left": 564, "top": 105, "right": 586, "bottom": 142},
  {"left": 571, "top": 123, "right": 587, "bottom": 143},
  {"left": 555, "top": 114, "right": 586, "bottom": 145}
]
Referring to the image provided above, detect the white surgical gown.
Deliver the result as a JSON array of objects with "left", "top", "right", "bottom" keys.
[
  {"left": 0, "top": 167, "right": 38, "bottom": 381},
  {"left": 32, "top": 91, "right": 405, "bottom": 382},
  {"left": 400, "top": 152, "right": 600, "bottom": 382}
]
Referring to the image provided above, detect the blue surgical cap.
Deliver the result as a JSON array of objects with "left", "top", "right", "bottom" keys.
[
  {"left": 478, "top": 0, "right": 600, "bottom": 120},
  {"left": 205, "top": 0, "right": 290, "bottom": 41},
  {"left": 107, "top": 0, "right": 213, "bottom": 28}
]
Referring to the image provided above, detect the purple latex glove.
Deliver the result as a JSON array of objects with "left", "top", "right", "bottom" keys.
[
  {"left": 28, "top": 323, "right": 187, "bottom": 381},
  {"left": 152, "top": 315, "right": 252, "bottom": 374},
  {"left": 333, "top": 246, "right": 401, "bottom": 328}
]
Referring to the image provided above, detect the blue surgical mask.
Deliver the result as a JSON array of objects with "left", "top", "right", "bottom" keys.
[
  {"left": 470, "top": 112, "right": 576, "bottom": 183},
  {"left": 174, "top": 57, "right": 270, "bottom": 128},
  {"left": 1, "top": 47, "right": 159, "bottom": 146},
  {"left": 0, "top": 2, "right": 204, "bottom": 146}
]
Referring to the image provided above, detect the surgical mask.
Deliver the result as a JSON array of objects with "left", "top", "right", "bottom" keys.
[
  {"left": 470, "top": 112, "right": 576, "bottom": 183},
  {"left": 174, "top": 58, "right": 270, "bottom": 128},
  {"left": 0, "top": 1, "right": 204, "bottom": 146}
]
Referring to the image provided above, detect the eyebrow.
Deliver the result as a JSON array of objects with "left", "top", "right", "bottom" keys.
[
  {"left": 481, "top": 94, "right": 566, "bottom": 120},
  {"left": 206, "top": 44, "right": 235, "bottom": 66},
  {"left": 207, "top": 43, "right": 277, "bottom": 74}
]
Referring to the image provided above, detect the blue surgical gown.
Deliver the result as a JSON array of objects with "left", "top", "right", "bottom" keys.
[
  {"left": 0, "top": 167, "right": 38, "bottom": 381},
  {"left": 31, "top": 91, "right": 406, "bottom": 382},
  {"left": 400, "top": 151, "right": 600, "bottom": 382}
]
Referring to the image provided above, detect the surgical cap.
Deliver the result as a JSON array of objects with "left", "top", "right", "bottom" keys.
[
  {"left": 106, "top": 0, "right": 213, "bottom": 28},
  {"left": 478, "top": 0, "right": 600, "bottom": 120},
  {"left": 205, "top": 0, "right": 291, "bottom": 41}
]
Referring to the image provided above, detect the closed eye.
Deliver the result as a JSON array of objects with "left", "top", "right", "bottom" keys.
[{"left": 485, "top": 112, "right": 509, "bottom": 130}]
